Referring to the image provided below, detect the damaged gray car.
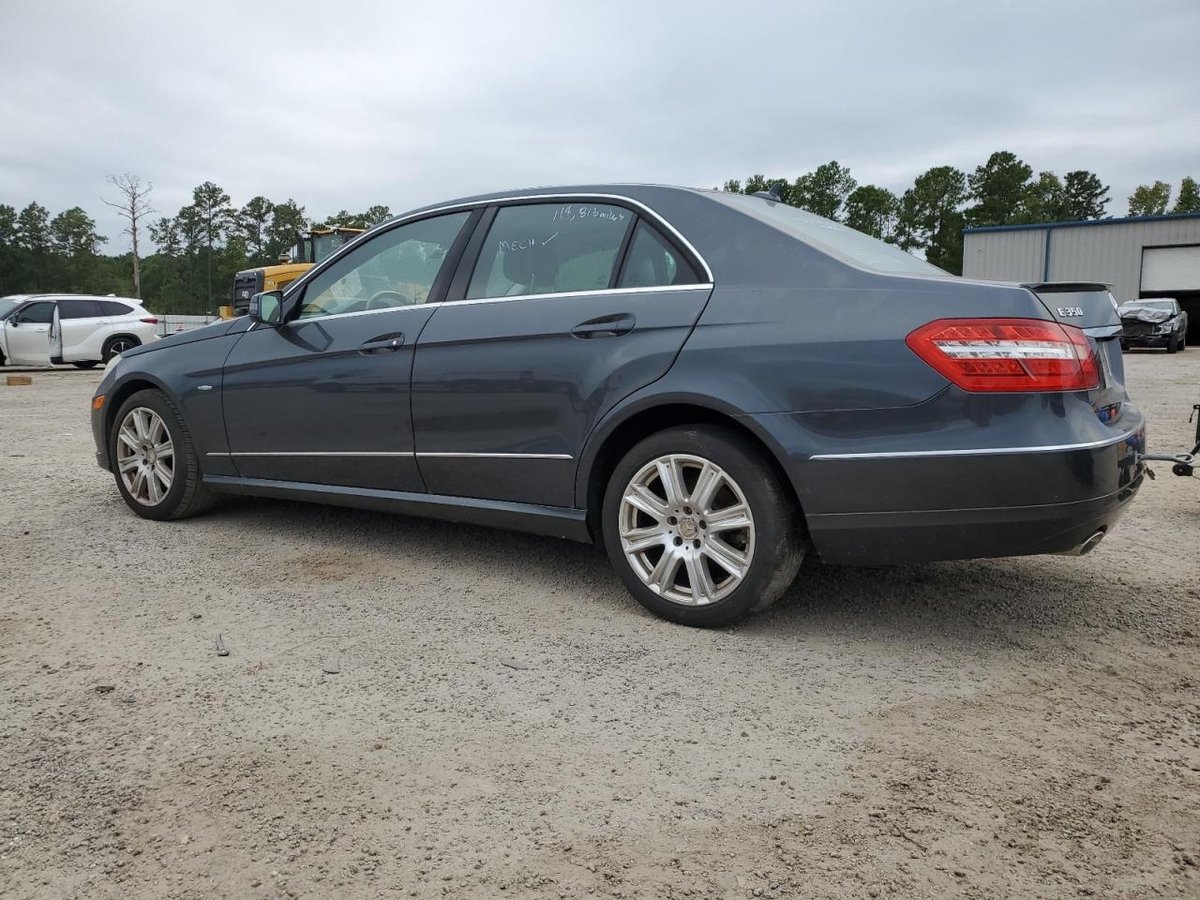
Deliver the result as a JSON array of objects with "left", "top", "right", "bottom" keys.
[{"left": 1119, "top": 298, "right": 1188, "bottom": 353}]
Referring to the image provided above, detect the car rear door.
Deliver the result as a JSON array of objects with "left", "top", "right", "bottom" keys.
[
  {"left": 220, "top": 210, "right": 476, "bottom": 491},
  {"left": 411, "top": 199, "right": 713, "bottom": 508},
  {"left": 3, "top": 301, "right": 56, "bottom": 365}
]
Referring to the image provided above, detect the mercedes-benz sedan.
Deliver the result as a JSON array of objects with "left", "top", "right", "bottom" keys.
[{"left": 90, "top": 185, "right": 1145, "bottom": 626}]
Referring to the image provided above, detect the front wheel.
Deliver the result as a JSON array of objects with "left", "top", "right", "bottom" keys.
[
  {"left": 109, "top": 389, "right": 214, "bottom": 520},
  {"left": 602, "top": 426, "right": 805, "bottom": 627},
  {"left": 72, "top": 361, "right": 99, "bottom": 369}
]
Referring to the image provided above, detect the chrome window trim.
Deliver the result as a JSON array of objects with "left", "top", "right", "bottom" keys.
[
  {"left": 265, "top": 283, "right": 712, "bottom": 325},
  {"left": 282, "top": 191, "right": 716, "bottom": 311},
  {"left": 810, "top": 428, "right": 1141, "bottom": 460}
]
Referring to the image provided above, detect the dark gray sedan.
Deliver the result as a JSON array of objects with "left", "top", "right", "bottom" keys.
[{"left": 91, "top": 186, "right": 1146, "bottom": 626}]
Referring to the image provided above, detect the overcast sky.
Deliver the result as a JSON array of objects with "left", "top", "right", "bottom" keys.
[{"left": 2, "top": 1, "right": 1197, "bottom": 248}]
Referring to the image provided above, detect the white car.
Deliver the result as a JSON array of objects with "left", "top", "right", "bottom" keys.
[{"left": 0, "top": 294, "right": 160, "bottom": 369}]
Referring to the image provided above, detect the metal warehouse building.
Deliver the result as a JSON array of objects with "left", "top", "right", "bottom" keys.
[{"left": 963, "top": 213, "right": 1200, "bottom": 344}]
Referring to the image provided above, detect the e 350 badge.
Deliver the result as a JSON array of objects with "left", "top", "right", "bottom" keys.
[{"left": 1056, "top": 306, "right": 1085, "bottom": 317}]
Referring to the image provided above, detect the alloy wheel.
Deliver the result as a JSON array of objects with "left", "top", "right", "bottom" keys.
[
  {"left": 116, "top": 407, "right": 175, "bottom": 505},
  {"left": 618, "top": 453, "right": 755, "bottom": 606},
  {"left": 108, "top": 338, "right": 136, "bottom": 358}
]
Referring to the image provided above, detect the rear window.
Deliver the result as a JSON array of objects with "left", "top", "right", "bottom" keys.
[
  {"left": 98, "top": 300, "right": 135, "bottom": 316},
  {"left": 1122, "top": 300, "right": 1175, "bottom": 312},
  {"left": 707, "top": 192, "right": 950, "bottom": 278}
]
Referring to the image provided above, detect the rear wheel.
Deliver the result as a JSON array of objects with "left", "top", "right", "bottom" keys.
[
  {"left": 602, "top": 426, "right": 804, "bottom": 627},
  {"left": 110, "top": 389, "right": 214, "bottom": 520},
  {"left": 103, "top": 335, "right": 140, "bottom": 362}
]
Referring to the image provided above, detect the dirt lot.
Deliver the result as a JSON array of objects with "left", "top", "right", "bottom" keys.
[{"left": 1, "top": 352, "right": 1197, "bottom": 900}]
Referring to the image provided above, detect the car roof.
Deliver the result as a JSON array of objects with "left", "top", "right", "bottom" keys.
[
  {"left": 384, "top": 183, "right": 952, "bottom": 288},
  {"left": 4, "top": 293, "right": 145, "bottom": 304}
]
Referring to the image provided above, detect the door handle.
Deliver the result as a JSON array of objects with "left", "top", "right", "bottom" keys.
[
  {"left": 358, "top": 333, "right": 405, "bottom": 354},
  {"left": 571, "top": 313, "right": 635, "bottom": 339}
]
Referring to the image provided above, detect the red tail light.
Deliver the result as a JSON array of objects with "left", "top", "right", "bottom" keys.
[
  {"left": 906, "top": 318, "right": 1100, "bottom": 392},
  {"left": 140, "top": 317, "right": 159, "bottom": 325}
]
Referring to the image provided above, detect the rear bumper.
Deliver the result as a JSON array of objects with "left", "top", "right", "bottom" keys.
[
  {"left": 757, "top": 408, "right": 1146, "bottom": 566},
  {"left": 805, "top": 476, "right": 1141, "bottom": 565}
]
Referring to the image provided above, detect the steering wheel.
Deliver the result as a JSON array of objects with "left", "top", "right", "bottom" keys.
[{"left": 366, "top": 290, "right": 411, "bottom": 310}]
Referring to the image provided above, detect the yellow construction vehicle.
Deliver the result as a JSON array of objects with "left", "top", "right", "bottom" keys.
[{"left": 228, "top": 226, "right": 365, "bottom": 316}]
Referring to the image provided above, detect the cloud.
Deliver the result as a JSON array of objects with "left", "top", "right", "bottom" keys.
[{"left": 2, "top": 0, "right": 1197, "bottom": 248}]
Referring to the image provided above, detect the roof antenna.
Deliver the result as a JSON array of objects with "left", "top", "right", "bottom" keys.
[{"left": 752, "top": 182, "right": 784, "bottom": 203}]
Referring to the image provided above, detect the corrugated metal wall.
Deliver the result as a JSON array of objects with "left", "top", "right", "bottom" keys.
[
  {"left": 963, "top": 216, "right": 1200, "bottom": 301},
  {"left": 963, "top": 229, "right": 1045, "bottom": 282}
]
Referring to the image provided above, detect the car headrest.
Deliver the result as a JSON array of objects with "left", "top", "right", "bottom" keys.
[{"left": 502, "top": 241, "right": 560, "bottom": 291}]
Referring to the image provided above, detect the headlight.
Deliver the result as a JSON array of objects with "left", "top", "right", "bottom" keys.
[{"left": 1155, "top": 323, "right": 1174, "bottom": 334}]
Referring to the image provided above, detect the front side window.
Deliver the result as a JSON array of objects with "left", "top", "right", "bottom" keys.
[
  {"left": 13, "top": 302, "right": 54, "bottom": 324},
  {"left": 466, "top": 203, "right": 632, "bottom": 300},
  {"left": 298, "top": 213, "right": 470, "bottom": 319},
  {"left": 617, "top": 221, "right": 700, "bottom": 288}
]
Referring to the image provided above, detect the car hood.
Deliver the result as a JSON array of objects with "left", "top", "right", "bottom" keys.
[
  {"left": 121, "top": 318, "right": 246, "bottom": 358},
  {"left": 1119, "top": 305, "right": 1174, "bottom": 324}
]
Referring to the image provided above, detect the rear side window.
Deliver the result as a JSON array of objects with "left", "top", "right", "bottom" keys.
[
  {"left": 98, "top": 300, "right": 134, "bottom": 316},
  {"left": 466, "top": 203, "right": 632, "bottom": 300},
  {"left": 617, "top": 221, "right": 700, "bottom": 288},
  {"left": 58, "top": 298, "right": 102, "bottom": 319}
]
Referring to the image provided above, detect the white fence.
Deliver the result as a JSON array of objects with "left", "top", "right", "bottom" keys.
[{"left": 155, "top": 314, "right": 221, "bottom": 337}]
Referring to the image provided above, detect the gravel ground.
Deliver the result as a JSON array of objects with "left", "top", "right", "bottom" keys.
[{"left": 1, "top": 352, "right": 1198, "bottom": 900}]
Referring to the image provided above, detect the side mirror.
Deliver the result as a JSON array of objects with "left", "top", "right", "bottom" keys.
[{"left": 248, "top": 291, "right": 284, "bottom": 325}]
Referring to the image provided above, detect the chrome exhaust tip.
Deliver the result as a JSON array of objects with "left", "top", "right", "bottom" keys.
[{"left": 1062, "top": 529, "right": 1106, "bottom": 557}]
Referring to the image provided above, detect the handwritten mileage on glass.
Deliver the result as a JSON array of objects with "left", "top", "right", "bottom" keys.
[
  {"left": 551, "top": 205, "right": 629, "bottom": 224},
  {"left": 498, "top": 205, "right": 630, "bottom": 253}
]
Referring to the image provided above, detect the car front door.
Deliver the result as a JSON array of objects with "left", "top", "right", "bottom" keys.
[
  {"left": 411, "top": 200, "right": 713, "bottom": 508},
  {"left": 4, "top": 301, "right": 56, "bottom": 365},
  {"left": 220, "top": 210, "right": 476, "bottom": 491},
  {"left": 51, "top": 297, "right": 105, "bottom": 362}
]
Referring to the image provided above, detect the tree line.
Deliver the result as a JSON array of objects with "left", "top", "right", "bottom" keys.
[
  {"left": 0, "top": 179, "right": 391, "bottom": 315},
  {"left": 720, "top": 154, "right": 1199, "bottom": 273},
  {"left": 1, "top": 155, "right": 1197, "bottom": 311}
]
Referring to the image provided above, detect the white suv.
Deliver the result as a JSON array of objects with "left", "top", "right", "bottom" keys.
[{"left": 0, "top": 294, "right": 160, "bottom": 368}]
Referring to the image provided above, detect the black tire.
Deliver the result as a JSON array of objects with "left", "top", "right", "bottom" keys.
[
  {"left": 72, "top": 361, "right": 99, "bottom": 369},
  {"left": 1167, "top": 335, "right": 1178, "bottom": 353},
  {"left": 103, "top": 335, "right": 141, "bottom": 363},
  {"left": 601, "top": 425, "right": 805, "bottom": 627},
  {"left": 109, "top": 388, "right": 214, "bottom": 521}
]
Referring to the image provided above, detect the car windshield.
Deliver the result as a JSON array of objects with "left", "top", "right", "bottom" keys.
[
  {"left": 706, "top": 191, "right": 951, "bottom": 278},
  {"left": 1121, "top": 300, "right": 1174, "bottom": 311},
  {"left": 0, "top": 298, "right": 26, "bottom": 321},
  {"left": 313, "top": 232, "right": 353, "bottom": 263}
]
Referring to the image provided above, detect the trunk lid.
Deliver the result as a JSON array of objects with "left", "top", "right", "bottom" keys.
[{"left": 1023, "top": 282, "right": 1125, "bottom": 421}]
